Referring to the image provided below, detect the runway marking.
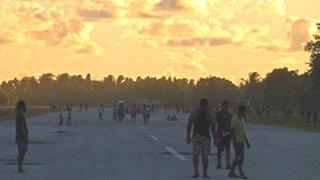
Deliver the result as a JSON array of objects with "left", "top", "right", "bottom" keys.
[
  {"left": 148, "top": 134, "right": 158, "bottom": 141},
  {"left": 165, "top": 147, "right": 188, "bottom": 161},
  {"left": 139, "top": 126, "right": 145, "bottom": 130}
]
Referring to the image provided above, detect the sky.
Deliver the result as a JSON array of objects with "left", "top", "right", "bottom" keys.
[{"left": 0, "top": 0, "right": 319, "bottom": 83}]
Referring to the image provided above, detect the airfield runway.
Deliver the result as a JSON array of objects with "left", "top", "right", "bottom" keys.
[{"left": 0, "top": 109, "right": 319, "bottom": 180}]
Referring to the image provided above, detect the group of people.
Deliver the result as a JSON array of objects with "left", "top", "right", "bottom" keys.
[
  {"left": 113, "top": 103, "right": 153, "bottom": 125},
  {"left": 14, "top": 98, "right": 249, "bottom": 177},
  {"left": 187, "top": 99, "right": 250, "bottom": 179},
  {"left": 58, "top": 107, "right": 73, "bottom": 127}
]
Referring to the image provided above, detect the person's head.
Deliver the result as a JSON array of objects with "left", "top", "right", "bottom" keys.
[
  {"left": 221, "top": 101, "right": 229, "bottom": 111},
  {"left": 237, "top": 105, "right": 246, "bottom": 118},
  {"left": 199, "top": 98, "right": 209, "bottom": 109},
  {"left": 16, "top": 100, "right": 27, "bottom": 113}
]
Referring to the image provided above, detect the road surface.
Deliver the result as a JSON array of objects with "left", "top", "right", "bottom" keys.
[{"left": 0, "top": 109, "right": 319, "bottom": 180}]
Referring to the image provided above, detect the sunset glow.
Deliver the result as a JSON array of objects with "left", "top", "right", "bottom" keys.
[{"left": 0, "top": 0, "right": 319, "bottom": 83}]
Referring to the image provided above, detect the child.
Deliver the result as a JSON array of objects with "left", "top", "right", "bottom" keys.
[{"left": 15, "top": 100, "right": 28, "bottom": 173}]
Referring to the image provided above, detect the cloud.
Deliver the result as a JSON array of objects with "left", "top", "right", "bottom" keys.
[
  {"left": 164, "top": 48, "right": 208, "bottom": 72},
  {"left": 277, "top": 56, "right": 299, "bottom": 66},
  {"left": 155, "top": 0, "right": 208, "bottom": 12},
  {"left": 286, "top": 17, "right": 318, "bottom": 51},
  {"left": 256, "top": 0, "right": 287, "bottom": 15},
  {"left": 139, "top": 18, "right": 211, "bottom": 37},
  {"left": 78, "top": 9, "right": 114, "bottom": 19},
  {"left": 167, "top": 37, "right": 232, "bottom": 47},
  {"left": 0, "top": 0, "right": 104, "bottom": 55},
  {"left": 77, "top": 0, "right": 122, "bottom": 20},
  {"left": 163, "top": 67, "right": 185, "bottom": 78}
]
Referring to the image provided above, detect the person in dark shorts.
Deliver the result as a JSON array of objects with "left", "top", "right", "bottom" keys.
[
  {"left": 186, "top": 98, "right": 216, "bottom": 179},
  {"left": 15, "top": 100, "right": 28, "bottom": 173},
  {"left": 229, "top": 105, "right": 251, "bottom": 179},
  {"left": 215, "top": 101, "right": 232, "bottom": 169}
]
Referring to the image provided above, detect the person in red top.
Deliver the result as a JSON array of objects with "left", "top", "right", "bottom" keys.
[{"left": 215, "top": 101, "right": 232, "bottom": 169}]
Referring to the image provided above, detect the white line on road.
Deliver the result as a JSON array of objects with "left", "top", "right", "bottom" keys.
[
  {"left": 139, "top": 126, "right": 145, "bottom": 130},
  {"left": 148, "top": 134, "right": 158, "bottom": 141},
  {"left": 165, "top": 147, "right": 188, "bottom": 161}
]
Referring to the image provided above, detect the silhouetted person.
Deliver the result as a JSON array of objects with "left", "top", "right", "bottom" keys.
[
  {"left": 215, "top": 101, "right": 232, "bottom": 169},
  {"left": 130, "top": 104, "right": 138, "bottom": 124},
  {"left": 15, "top": 100, "right": 28, "bottom": 173},
  {"left": 186, "top": 98, "right": 216, "bottom": 178},
  {"left": 98, "top": 108, "right": 103, "bottom": 120},
  {"left": 118, "top": 103, "right": 125, "bottom": 123},
  {"left": 66, "top": 108, "right": 72, "bottom": 126},
  {"left": 229, "top": 105, "right": 251, "bottom": 179},
  {"left": 58, "top": 112, "right": 64, "bottom": 127},
  {"left": 143, "top": 104, "right": 151, "bottom": 124}
]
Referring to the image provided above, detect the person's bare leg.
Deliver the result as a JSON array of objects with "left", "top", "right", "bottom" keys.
[
  {"left": 217, "top": 150, "right": 222, "bottom": 169},
  {"left": 229, "top": 159, "right": 238, "bottom": 177},
  {"left": 17, "top": 154, "right": 25, "bottom": 173},
  {"left": 192, "top": 155, "right": 200, "bottom": 178},
  {"left": 238, "top": 156, "right": 247, "bottom": 179},
  {"left": 225, "top": 151, "right": 231, "bottom": 169},
  {"left": 202, "top": 152, "right": 209, "bottom": 178}
]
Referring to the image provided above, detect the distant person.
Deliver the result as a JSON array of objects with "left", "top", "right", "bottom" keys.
[
  {"left": 142, "top": 105, "right": 151, "bottom": 124},
  {"left": 186, "top": 98, "right": 216, "bottom": 179},
  {"left": 215, "top": 101, "right": 232, "bottom": 169},
  {"left": 58, "top": 112, "right": 64, "bottom": 127},
  {"left": 130, "top": 104, "right": 138, "bottom": 124},
  {"left": 15, "top": 100, "right": 28, "bottom": 173},
  {"left": 229, "top": 105, "right": 251, "bottom": 179},
  {"left": 113, "top": 105, "right": 118, "bottom": 121},
  {"left": 118, "top": 103, "right": 125, "bottom": 123},
  {"left": 66, "top": 108, "right": 72, "bottom": 126},
  {"left": 98, "top": 108, "right": 103, "bottom": 120}
]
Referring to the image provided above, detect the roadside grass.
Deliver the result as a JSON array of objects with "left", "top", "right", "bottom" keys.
[
  {"left": 247, "top": 113, "right": 320, "bottom": 132},
  {"left": 0, "top": 106, "right": 51, "bottom": 122}
]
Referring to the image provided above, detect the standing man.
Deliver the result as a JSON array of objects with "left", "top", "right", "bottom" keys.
[
  {"left": 15, "top": 100, "right": 28, "bottom": 173},
  {"left": 215, "top": 101, "right": 232, "bottom": 169},
  {"left": 186, "top": 98, "right": 216, "bottom": 179},
  {"left": 229, "top": 105, "right": 251, "bottom": 179}
]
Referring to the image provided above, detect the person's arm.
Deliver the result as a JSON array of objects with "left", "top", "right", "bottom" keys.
[
  {"left": 209, "top": 113, "right": 217, "bottom": 146},
  {"left": 230, "top": 118, "right": 235, "bottom": 141},
  {"left": 241, "top": 118, "right": 251, "bottom": 148},
  {"left": 186, "top": 112, "right": 195, "bottom": 144},
  {"left": 244, "top": 130, "right": 251, "bottom": 149},
  {"left": 20, "top": 123, "right": 28, "bottom": 140}
]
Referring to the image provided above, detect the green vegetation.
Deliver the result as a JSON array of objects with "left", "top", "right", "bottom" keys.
[
  {"left": 0, "top": 106, "right": 50, "bottom": 121},
  {"left": 247, "top": 114, "right": 320, "bottom": 132}
]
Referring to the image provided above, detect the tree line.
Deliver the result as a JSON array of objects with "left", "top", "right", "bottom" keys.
[{"left": 0, "top": 24, "right": 319, "bottom": 123}]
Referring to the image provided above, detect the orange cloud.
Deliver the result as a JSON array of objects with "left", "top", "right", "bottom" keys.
[
  {"left": 0, "top": 0, "right": 103, "bottom": 55},
  {"left": 163, "top": 49, "right": 208, "bottom": 72}
]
